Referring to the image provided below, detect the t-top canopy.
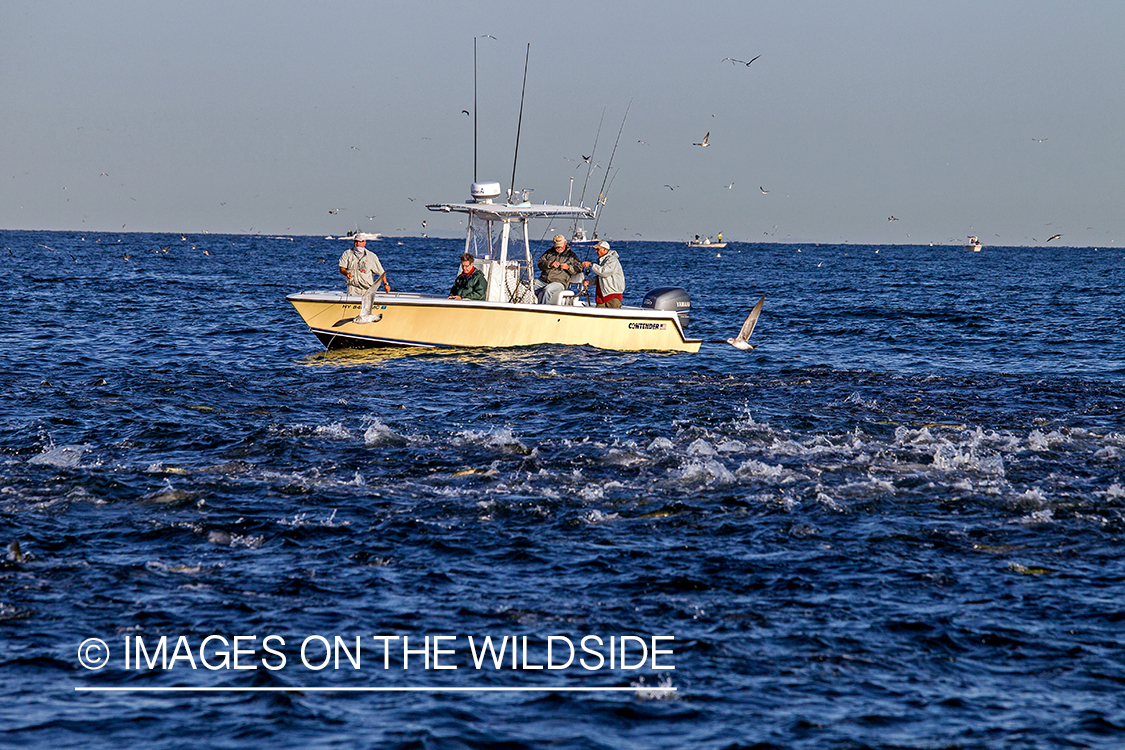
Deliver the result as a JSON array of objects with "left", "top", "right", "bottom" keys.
[{"left": 426, "top": 202, "right": 595, "bottom": 222}]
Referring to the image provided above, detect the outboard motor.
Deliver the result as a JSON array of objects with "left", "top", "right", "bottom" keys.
[{"left": 642, "top": 287, "right": 691, "bottom": 329}]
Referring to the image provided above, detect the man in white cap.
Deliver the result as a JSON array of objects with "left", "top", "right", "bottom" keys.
[
  {"left": 582, "top": 240, "right": 624, "bottom": 308},
  {"left": 338, "top": 234, "right": 391, "bottom": 296}
]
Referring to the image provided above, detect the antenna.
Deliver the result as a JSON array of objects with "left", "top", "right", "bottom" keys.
[
  {"left": 509, "top": 43, "right": 530, "bottom": 203},
  {"left": 473, "top": 37, "right": 478, "bottom": 183}
]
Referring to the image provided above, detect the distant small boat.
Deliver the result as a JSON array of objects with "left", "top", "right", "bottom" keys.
[
  {"left": 688, "top": 235, "right": 727, "bottom": 249},
  {"left": 965, "top": 235, "right": 983, "bottom": 252},
  {"left": 568, "top": 226, "right": 600, "bottom": 247}
]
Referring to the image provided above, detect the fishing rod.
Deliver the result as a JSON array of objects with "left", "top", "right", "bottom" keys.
[
  {"left": 571, "top": 107, "right": 605, "bottom": 238},
  {"left": 590, "top": 99, "right": 631, "bottom": 238},
  {"left": 509, "top": 43, "right": 530, "bottom": 203},
  {"left": 473, "top": 37, "right": 478, "bottom": 183},
  {"left": 592, "top": 167, "right": 619, "bottom": 232}
]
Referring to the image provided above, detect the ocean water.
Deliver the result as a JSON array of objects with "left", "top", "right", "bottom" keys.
[{"left": 1, "top": 230, "right": 1124, "bottom": 749}]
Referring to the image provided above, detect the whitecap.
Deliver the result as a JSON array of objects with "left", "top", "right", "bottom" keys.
[
  {"left": 647, "top": 437, "right": 674, "bottom": 452},
  {"left": 28, "top": 444, "right": 87, "bottom": 468},
  {"left": 279, "top": 509, "right": 350, "bottom": 528},
  {"left": 716, "top": 439, "right": 747, "bottom": 453},
  {"left": 894, "top": 426, "right": 937, "bottom": 445},
  {"left": 580, "top": 509, "right": 620, "bottom": 524},
  {"left": 843, "top": 392, "right": 878, "bottom": 409},
  {"left": 675, "top": 459, "right": 735, "bottom": 486},
  {"left": 1016, "top": 508, "right": 1054, "bottom": 525},
  {"left": 815, "top": 492, "right": 845, "bottom": 512},
  {"left": 687, "top": 439, "right": 716, "bottom": 457},
  {"left": 363, "top": 418, "right": 406, "bottom": 446},
  {"left": 315, "top": 422, "right": 352, "bottom": 439},
  {"left": 735, "top": 459, "right": 786, "bottom": 480},
  {"left": 1027, "top": 429, "right": 1071, "bottom": 452},
  {"left": 1102, "top": 484, "right": 1125, "bottom": 500},
  {"left": 632, "top": 673, "right": 676, "bottom": 701},
  {"left": 454, "top": 427, "right": 528, "bottom": 453}
]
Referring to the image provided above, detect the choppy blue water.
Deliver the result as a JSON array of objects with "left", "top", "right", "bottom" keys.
[{"left": 2, "top": 230, "right": 1124, "bottom": 749}]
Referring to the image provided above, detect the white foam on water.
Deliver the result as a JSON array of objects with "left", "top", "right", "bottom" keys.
[
  {"left": 1027, "top": 429, "right": 1073, "bottom": 452},
  {"left": 1093, "top": 445, "right": 1123, "bottom": 461},
  {"left": 895, "top": 426, "right": 938, "bottom": 445},
  {"left": 28, "top": 444, "right": 87, "bottom": 468},
  {"left": 580, "top": 509, "right": 620, "bottom": 524},
  {"left": 1015, "top": 508, "right": 1055, "bottom": 525},
  {"left": 839, "top": 476, "right": 896, "bottom": 496},
  {"left": 1102, "top": 483, "right": 1125, "bottom": 500},
  {"left": 932, "top": 442, "right": 1006, "bottom": 476},
  {"left": 274, "top": 422, "right": 354, "bottom": 440},
  {"left": 687, "top": 439, "right": 717, "bottom": 457},
  {"left": 279, "top": 508, "right": 350, "bottom": 528},
  {"left": 734, "top": 459, "right": 789, "bottom": 481},
  {"left": 675, "top": 458, "right": 736, "bottom": 487},
  {"left": 363, "top": 418, "right": 405, "bottom": 446},
  {"left": 579, "top": 484, "right": 604, "bottom": 502},
  {"left": 647, "top": 437, "right": 674, "bottom": 452},
  {"left": 815, "top": 492, "right": 845, "bottom": 512},
  {"left": 843, "top": 392, "right": 879, "bottom": 409},
  {"left": 452, "top": 427, "right": 528, "bottom": 453},
  {"left": 631, "top": 673, "right": 676, "bottom": 701}
]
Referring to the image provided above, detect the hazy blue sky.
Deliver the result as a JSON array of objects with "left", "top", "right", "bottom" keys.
[{"left": 3, "top": 1, "right": 1122, "bottom": 245}]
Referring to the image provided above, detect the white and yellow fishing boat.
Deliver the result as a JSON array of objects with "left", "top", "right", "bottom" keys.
[{"left": 287, "top": 182, "right": 702, "bottom": 353}]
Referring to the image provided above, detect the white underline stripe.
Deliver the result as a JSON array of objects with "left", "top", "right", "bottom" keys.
[{"left": 75, "top": 686, "right": 676, "bottom": 693}]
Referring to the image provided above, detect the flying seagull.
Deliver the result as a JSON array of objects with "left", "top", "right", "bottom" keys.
[
  {"left": 462, "top": 109, "right": 470, "bottom": 116},
  {"left": 726, "top": 295, "right": 765, "bottom": 351},
  {"left": 1032, "top": 138, "right": 1048, "bottom": 143},
  {"left": 664, "top": 184, "right": 679, "bottom": 191},
  {"left": 760, "top": 186, "right": 769, "bottom": 194},
  {"left": 888, "top": 216, "right": 899, "bottom": 221},
  {"left": 721, "top": 55, "right": 761, "bottom": 67},
  {"left": 1047, "top": 233, "right": 1062, "bottom": 242},
  {"left": 693, "top": 132, "right": 710, "bottom": 147}
]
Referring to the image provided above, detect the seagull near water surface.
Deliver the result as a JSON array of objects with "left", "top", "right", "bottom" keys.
[{"left": 726, "top": 295, "right": 765, "bottom": 351}]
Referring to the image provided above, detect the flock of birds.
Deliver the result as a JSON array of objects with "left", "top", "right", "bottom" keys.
[{"left": 67, "top": 39, "right": 1073, "bottom": 248}]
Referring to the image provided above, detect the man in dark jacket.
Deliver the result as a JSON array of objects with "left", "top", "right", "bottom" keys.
[
  {"left": 449, "top": 253, "right": 488, "bottom": 300},
  {"left": 535, "top": 234, "right": 582, "bottom": 304}
]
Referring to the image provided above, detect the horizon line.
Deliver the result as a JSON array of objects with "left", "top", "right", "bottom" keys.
[{"left": 76, "top": 685, "right": 677, "bottom": 693}]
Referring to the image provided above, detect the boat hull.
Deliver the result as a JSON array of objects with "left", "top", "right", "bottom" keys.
[
  {"left": 287, "top": 291, "right": 702, "bottom": 353},
  {"left": 688, "top": 242, "right": 727, "bottom": 248}
]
